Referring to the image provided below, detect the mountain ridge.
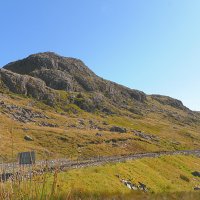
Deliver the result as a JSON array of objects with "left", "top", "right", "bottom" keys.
[
  {"left": 1, "top": 52, "right": 200, "bottom": 130},
  {"left": 2, "top": 52, "right": 189, "bottom": 111}
]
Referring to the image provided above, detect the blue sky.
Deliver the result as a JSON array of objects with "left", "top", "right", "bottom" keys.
[{"left": 0, "top": 0, "right": 200, "bottom": 110}]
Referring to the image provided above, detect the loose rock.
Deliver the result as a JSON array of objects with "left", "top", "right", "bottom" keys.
[
  {"left": 110, "top": 126, "right": 127, "bottom": 133},
  {"left": 24, "top": 135, "right": 34, "bottom": 141}
]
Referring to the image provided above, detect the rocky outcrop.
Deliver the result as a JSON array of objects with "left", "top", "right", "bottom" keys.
[
  {"left": 3, "top": 52, "right": 146, "bottom": 104},
  {"left": 4, "top": 52, "right": 94, "bottom": 76},
  {"left": 133, "top": 130, "right": 159, "bottom": 141},
  {"left": 0, "top": 69, "right": 55, "bottom": 105},
  {"left": 38, "top": 122, "right": 58, "bottom": 127},
  {"left": 1, "top": 52, "right": 196, "bottom": 117},
  {"left": 151, "top": 95, "right": 187, "bottom": 110},
  {"left": 192, "top": 171, "right": 200, "bottom": 177},
  {"left": 0, "top": 101, "right": 48, "bottom": 123}
]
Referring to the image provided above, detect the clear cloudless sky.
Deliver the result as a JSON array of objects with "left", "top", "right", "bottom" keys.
[{"left": 0, "top": 0, "right": 200, "bottom": 110}]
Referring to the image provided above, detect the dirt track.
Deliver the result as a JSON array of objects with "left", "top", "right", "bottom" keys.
[
  {"left": 60, "top": 149, "right": 200, "bottom": 170},
  {"left": 1, "top": 150, "right": 200, "bottom": 174}
]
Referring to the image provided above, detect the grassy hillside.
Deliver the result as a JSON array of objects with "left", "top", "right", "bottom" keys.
[
  {"left": 2, "top": 155, "right": 200, "bottom": 199},
  {"left": 53, "top": 155, "right": 200, "bottom": 194},
  {"left": 1, "top": 90, "right": 200, "bottom": 162}
]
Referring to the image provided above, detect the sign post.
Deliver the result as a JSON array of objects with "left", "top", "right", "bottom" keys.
[{"left": 18, "top": 151, "right": 36, "bottom": 165}]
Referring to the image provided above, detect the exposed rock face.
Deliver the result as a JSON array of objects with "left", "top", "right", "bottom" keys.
[
  {"left": 39, "top": 122, "right": 58, "bottom": 127},
  {"left": 3, "top": 52, "right": 146, "bottom": 104},
  {"left": 0, "top": 69, "right": 55, "bottom": 105},
  {"left": 133, "top": 130, "right": 159, "bottom": 141},
  {"left": 0, "top": 51, "right": 197, "bottom": 119},
  {"left": 4, "top": 52, "right": 94, "bottom": 77},
  {"left": 0, "top": 101, "right": 48, "bottom": 123},
  {"left": 151, "top": 95, "right": 187, "bottom": 110}
]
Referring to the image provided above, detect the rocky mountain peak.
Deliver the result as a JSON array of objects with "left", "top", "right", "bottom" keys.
[
  {"left": 2, "top": 52, "right": 193, "bottom": 114},
  {"left": 2, "top": 52, "right": 146, "bottom": 104},
  {"left": 4, "top": 52, "right": 94, "bottom": 77}
]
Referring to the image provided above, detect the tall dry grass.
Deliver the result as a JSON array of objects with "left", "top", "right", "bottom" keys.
[{"left": 0, "top": 160, "right": 63, "bottom": 199}]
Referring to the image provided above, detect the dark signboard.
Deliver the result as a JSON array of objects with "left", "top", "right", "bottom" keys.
[{"left": 18, "top": 151, "right": 35, "bottom": 165}]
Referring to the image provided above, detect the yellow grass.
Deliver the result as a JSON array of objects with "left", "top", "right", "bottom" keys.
[
  {"left": 1, "top": 92, "right": 200, "bottom": 161},
  {"left": 1, "top": 155, "right": 200, "bottom": 199}
]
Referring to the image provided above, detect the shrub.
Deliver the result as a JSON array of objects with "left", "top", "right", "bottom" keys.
[{"left": 180, "top": 174, "right": 190, "bottom": 182}]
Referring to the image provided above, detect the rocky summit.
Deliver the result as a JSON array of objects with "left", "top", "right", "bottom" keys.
[
  {"left": 0, "top": 52, "right": 200, "bottom": 161},
  {"left": 0, "top": 52, "right": 191, "bottom": 112},
  {"left": 3, "top": 52, "right": 145, "bottom": 98},
  {"left": 1, "top": 52, "right": 151, "bottom": 112}
]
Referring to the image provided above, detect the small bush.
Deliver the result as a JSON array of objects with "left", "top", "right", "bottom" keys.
[
  {"left": 63, "top": 103, "right": 82, "bottom": 114},
  {"left": 180, "top": 174, "right": 190, "bottom": 182}
]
